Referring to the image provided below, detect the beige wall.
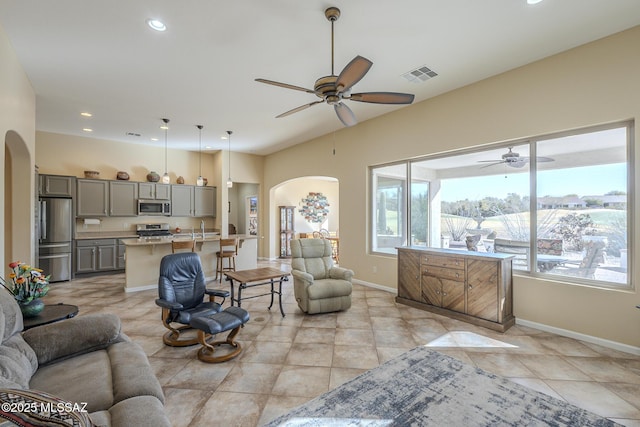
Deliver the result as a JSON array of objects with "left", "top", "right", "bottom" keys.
[
  {"left": 0, "top": 25, "right": 36, "bottom": 274},
  {"left": 264, "top": 26, "right": 640, "bottom": 348}
]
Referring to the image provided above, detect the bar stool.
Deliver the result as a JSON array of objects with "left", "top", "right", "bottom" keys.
[
  {"left": 172, "top": 240, "right": 195, "bottom": 253},
  {"left": 215, "top": 238, "right": 238, "bottom": 281}
]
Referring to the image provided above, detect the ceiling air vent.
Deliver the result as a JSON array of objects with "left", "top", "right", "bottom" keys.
[
  {"left": 126, "top": 132, "right": 141, "bottom": 137},
  {"left": 402, "top": 65, "right": 438, "bottom": 83}
]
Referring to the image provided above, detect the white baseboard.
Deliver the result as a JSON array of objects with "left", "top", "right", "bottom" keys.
[
  {"left": 353, "top": 279, "right": 640, "bottom": 356},
  {"left": 124, "top": 284, "right": 156, "bottom": 293},
  {"left": 353, "top": 278, "right": 397, "bottom": 293},
  {"left": 516, "top": 318, "right": 640, "bottom": 356}
]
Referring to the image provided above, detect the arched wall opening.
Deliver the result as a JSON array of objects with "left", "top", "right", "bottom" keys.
[
  {"left": 268, "top": 176, "right": 339, "bottom": 259},
  {"left": 4, "top": 130, "right": 34, "bottom": 273}
]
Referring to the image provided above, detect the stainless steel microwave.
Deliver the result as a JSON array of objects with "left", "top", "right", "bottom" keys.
[{"left": 138, "top": 199, "right": 171, "bottom": 216}]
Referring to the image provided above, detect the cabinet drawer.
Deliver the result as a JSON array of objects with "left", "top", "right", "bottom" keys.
[
  {"left": 422, "top": 265, "right": 464, "bottom": 281},
  {"left": 76, "top": 239, "right": 116, "bottom": 247},
  {"left": 421, "top": 254, "right": 464, "bottom": 270}
]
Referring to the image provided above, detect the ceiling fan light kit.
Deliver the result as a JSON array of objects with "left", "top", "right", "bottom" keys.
[{"left": 256, "top": 6, "right": 414, "bottom": 127}]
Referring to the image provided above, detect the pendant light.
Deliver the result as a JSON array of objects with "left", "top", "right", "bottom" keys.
[
  {"left": 196, "top": 125, "right": 204, "bottom": 187},
  {"left": 226, "top": 130, "right": 233, "bottom": 188},
  {"left": 161, "top": 118, "right": 170, "bottom": 184}
]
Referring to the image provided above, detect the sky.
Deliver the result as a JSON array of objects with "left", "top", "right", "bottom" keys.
[{"left": 440, "top": 163, "right": 626, "bottom": 202}]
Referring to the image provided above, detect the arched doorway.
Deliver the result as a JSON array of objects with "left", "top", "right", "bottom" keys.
[
  {"left": 268, "top": 176, "right": 339, "bottom": 259},
  {"left": 4, "top": 130, "right": 33, "bottom": 271}
]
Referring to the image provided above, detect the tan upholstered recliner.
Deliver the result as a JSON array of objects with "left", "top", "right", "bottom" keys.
[{"left": 290, "top": 238, "right": 353, "bottom": 314}]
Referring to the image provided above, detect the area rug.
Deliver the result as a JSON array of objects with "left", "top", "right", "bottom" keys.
[{"left": 265, "top": 346, "right": 618, "bottom": 427}]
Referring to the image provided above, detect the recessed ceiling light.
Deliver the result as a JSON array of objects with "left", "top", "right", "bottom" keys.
[
  {"left": 205, "top": 146, "right": 212, "bottom": 149},
  {"left": 146, "top": 19, "right": 166, "bottom": 32},
  {"left": 151, "top": 138, "right": 159, "bottom": 142},
  {"left": 160, "top": 124, "right": 169, "bottom": 130},
  {"left": 527, "top": 0, "right": 543, "bottom": 4},
  {"left": 221, "top": 136, "right": 228, "bottom": 140},
  {"left": 80, "top": 112, "right": 92, "bottom": 117},
  {"left": 82, "top": 128, "right": 93, "bottom": 132}
]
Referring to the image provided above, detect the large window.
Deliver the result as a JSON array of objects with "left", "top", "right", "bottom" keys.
[{"left": 370, "top": 122, "right": 631, "bottom": 288}]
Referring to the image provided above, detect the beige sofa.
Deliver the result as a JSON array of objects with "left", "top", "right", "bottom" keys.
[{"left": 0, "top": 289, "right": 170, "bottom": 426}]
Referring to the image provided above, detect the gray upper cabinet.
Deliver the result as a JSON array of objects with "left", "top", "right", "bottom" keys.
[
  {"left": 195, "top": 186, "right": 216, "bottom": 217},
  {"left": 39, "top": 174, "right": 75, "bottom": 197},
  {"left": 139, "top": 182, "right": 171, "bottom": 200},
  {"left": 109, "top": 181, "right": 138, "bottom": 216},
  {"left": 171, "top": 185, "right": 194, "bottom": 216},
  {"left": 76, "top": 179, "right": 109, "bottom": 217}
]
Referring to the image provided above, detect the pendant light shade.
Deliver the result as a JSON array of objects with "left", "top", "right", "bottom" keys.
[
  {"left": 226, "top": 130, "right": 233, "bottom": 188},
  {"left": 161, "top": 118, "right": 170, "bottom": 184},
  {"left": 196, "top": 125, "right": 204, "bottom": 187}
]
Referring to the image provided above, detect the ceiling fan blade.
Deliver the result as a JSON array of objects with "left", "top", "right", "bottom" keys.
[
  {"left": 335, "top": 56, "right": 373, "bottom": 92},
  {"left": 349, "top": 92, "right": 415, "bottom": 105},
  {"left": 479, "top": 161, "right": 506, "bottom": 169},
  {"left": 255, "top": 78, "right": 317, "bottom": 95},
  {"left": 334, "top": 102, "right": 357, "bottom": 127},
  {"left": 276, "top": 100, "right": 324, "bottom": 118},
  {"left": 536, "top": 156, "right": 554, "bottom": 162}
]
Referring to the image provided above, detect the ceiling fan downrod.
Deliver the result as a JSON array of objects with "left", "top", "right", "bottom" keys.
[{"left": 325, "top": 7, "right": 340, "bottom": 76}]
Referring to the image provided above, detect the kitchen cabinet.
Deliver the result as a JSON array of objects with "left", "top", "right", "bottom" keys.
[
  {"left": 76, "top": 179, "right": 109, "bottom": 217},
  {"left": 194, "top": 186, "right": 216, "bottom": 217},
  {"left": 279, "top": 206, "right": 295, "bottom": 258},
  {"left": 139, "top": 182, "right": 171, "bottom": 200},
  {"left": 39, "top": 174, "right": 75, "bottom": 197},
  {"left": 117, "top": 239, "right": 126, "bottom": 270},
  {"left": 171, "top": 185, "right": 194, "bottom": 216},
  {"left": 396, "top": 247, "right": 514, "bottom": 332},
  {"left": 109, "top": 181, "right": 138, "bottom": 216},
  {"left": 75, "top": 239, "right": 120, "bottom": 274}
]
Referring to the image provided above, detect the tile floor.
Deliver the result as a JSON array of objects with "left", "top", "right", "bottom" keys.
[{"left": 42, "top": 260, "right": 640, "bottom": 427}]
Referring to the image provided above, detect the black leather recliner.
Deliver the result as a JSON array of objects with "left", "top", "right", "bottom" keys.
[{"left": 155, "top": 252, "right": 229, "bottom": 346}]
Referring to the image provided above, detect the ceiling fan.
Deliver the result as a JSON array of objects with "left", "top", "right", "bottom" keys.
[
  {"left": 478, "top": 147, "right": 554, "bottom": 168},
  {"left": 255, "top": 7, "right": 415, "bottom": 127}
]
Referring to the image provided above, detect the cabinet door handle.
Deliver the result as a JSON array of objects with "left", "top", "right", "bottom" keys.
[
  {"left": 455, "top": 273, "right": 460, "bottom": 278},
  {"left": 442, "top": 292, "right": 447, "bottom": 296},
  {"left": 435, "top": 290, "right": 440, "bottom": 294},
  {"left": 468, "top": 284, "right": 473, "bottom": 289}
]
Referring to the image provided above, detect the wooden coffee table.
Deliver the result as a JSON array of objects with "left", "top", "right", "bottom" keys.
[
  {"left": 23, "top": 303, "right": 79, "bottom": 330},
  {"left": 225, "top": 267, "right": 290, "bottom": 317}
]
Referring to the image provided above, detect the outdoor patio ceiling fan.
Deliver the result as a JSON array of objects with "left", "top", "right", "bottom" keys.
[
  {"left": 478, "top": 147, "right": 554, "bottom": 169},
  {"left": 255, "top": 7, "right": 415, "bottom": 127}
]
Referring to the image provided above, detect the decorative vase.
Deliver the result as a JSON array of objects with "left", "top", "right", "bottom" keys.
[
  {"left": 176, "top": 176, "right": 185, "bottom": 184},
  {"left": 116, "top": 171, "right": 130, "bottom": 180},
  {"left": 19, "top": 298, "right": 45, "bottom": 318},
  {"left": 146, "top": 171, "right": 160, "bottom": 182}
]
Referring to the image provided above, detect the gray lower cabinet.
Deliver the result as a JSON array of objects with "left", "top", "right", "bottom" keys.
[
  {"left": 75, "top": 239, "right": 121, "bottom": 274},
  {"left": 117, "top": 240, "right": 126, "bottom": 269}
]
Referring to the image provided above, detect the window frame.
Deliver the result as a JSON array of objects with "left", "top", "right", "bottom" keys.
[{"left": 369, "top": 121, "right": 633, "bottom": 290}]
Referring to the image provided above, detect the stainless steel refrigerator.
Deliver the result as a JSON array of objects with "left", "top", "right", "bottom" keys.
[{"left": 38, "top": 197, "right": 72, "bottom": 282}]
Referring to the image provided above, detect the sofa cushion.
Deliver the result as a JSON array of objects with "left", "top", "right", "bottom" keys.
[
  {"left": 23, "top": 314, "right": 125, "bottom": 366},
  {"left": 0, "top": 388, "right": 95, "bottom": 426},
  {"left": 0, "top": 289, "right": 38, "bottom": 389},
  {"left": 0, "top": 335, "right": 37, "bottom": 389},
  {"left": 29, "top": 350, "right": 113, "bottom": 413},
  {"left": 107, "top": 342, "right": 165, "bottom": 405},
  {"left": 107, "top": 395, "right": 171, "bottom": 427}
]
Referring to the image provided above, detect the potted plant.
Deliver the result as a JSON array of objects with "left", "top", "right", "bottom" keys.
[{"left": 1, "top": 261, "right": 50, "bottom": 317}]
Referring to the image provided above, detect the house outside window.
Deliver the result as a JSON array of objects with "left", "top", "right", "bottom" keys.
[{"left": 370, "top": 122, "right": 631, "bottom": 288}]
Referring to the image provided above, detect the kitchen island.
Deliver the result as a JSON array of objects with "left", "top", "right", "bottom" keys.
[{"left": 121, "top": 234, "right": 258, "bottom": 292}]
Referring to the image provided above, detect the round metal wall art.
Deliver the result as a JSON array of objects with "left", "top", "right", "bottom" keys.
[{"left": 299, "top": 192, "right": 330, "bottom": 223}]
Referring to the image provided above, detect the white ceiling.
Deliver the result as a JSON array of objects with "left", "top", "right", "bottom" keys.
[{"left": 1, "top": 1, "right": 639, "bottom": 155}]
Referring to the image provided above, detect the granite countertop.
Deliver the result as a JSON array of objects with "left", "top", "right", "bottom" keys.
[
  {"left": 75, "top": 231, "right": 137, "bottom": 240},
  {"left": 121, "top": 233, "right": 257, "bottom": 246}
]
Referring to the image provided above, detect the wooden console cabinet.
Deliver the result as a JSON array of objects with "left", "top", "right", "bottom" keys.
[{"left": 396, "top": 247, "right": 515, "bottom": 332}]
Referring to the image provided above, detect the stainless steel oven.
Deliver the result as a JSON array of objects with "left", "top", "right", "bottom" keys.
[{"left": 137, "top": 199, "right": 171, "bottom": 216}]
